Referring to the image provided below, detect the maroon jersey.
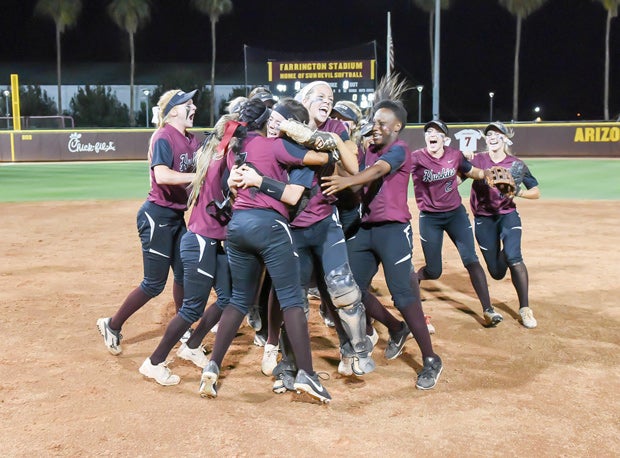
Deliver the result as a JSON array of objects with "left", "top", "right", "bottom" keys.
[
  {"left": 470, "top": 152, "right": 538, "bottom": 216},
  {"left": 187, "top": 154, "right": 229, "bottom": 240},
  {"left": 147, "top": 124, "right": 199, "bottom": 210},
  {"left": 291, "top": 118, "right": 349, "bottom": 228},
  {"left": 410, "top": 146, "right": 472, "bottom": 213},
  {"left": 227, "top": 133, "right": 312, "bottom": 219},
  {"left": 361, "top": 139, "right": 412, "bottom": 224}
]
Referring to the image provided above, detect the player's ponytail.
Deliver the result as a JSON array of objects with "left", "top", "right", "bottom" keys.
[{"left": 188, "top": 112, "right": 241, "bottom": 206}]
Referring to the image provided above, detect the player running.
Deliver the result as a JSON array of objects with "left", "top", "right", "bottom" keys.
[
  {"left": 97, "top": 89, "right": 198, "bottom": 355},
  {"left": 469, "top": 121, "right": 540, "bottom": 328}
]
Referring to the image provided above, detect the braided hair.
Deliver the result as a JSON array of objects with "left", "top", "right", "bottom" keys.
[{"left": 240, "top": 98, "right": 271, "bottom": 132}]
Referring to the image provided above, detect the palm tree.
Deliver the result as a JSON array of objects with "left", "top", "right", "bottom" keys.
[
  {"left": 191, "top": 0, "right": 233, "bottom": 126},
  {"left": 595, "top": 0, "right": 619, "bottom": 120},
  {"left": 498, "top": 0, "right": 548, "bottom": 121},
  {"left": 34, "top": 0, "right": 82, "bottom": 115},
  {"left": 412, "top": 0, "right": 451, "bottom": 80},
  {"left": 107, "top": 0, "right": 151, "bottom": 127}
]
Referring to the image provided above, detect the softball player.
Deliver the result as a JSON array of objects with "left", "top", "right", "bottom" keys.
[
  {"left": 138, "top": 112, "right": 243, "bottom": 385},
  {"left": 322, "top": 100, "right": 443, "bottom": 390},
  {"left": 97, "top": 89, "right": 199, "bottom": 355},
  {"left": 198, "top": 99, "right": 332, "bottom": 403},
  {"left": 288, "top": 82, "right": 374, "bottom": 378},
  {"left": 469, "top": 122, "right": 540, "bottom": 328},
  {"left": 411, "top": 120, "right": 503, "bottom": 328}
]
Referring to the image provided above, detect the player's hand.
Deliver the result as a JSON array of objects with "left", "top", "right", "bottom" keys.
[
  {"left": 227, "top": 165, "right": 243, "bottom": 189},
  {"left": 236, "top": 164, "right": 262, "bottom": 189},
  {"left": 321, "top": 174, "right": 351, "bottom": 196}
]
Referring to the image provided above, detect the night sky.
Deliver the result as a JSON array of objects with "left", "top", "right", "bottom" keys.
[{"left": 1, "top": 0, "right": 618, "bottom": 122}]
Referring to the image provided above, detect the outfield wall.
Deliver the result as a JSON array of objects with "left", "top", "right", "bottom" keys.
[{"left": 0, "top": 122, "right": 618, "bottom": 162}]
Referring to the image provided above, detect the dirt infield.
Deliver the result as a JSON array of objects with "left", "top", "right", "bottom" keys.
[{"left": 1, "top": 198, "right": 619, "bottom": 456}]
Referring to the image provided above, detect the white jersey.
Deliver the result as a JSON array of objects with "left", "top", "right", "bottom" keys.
[{"left": 454, "top": 129, "right": 483, "bottom": 159}]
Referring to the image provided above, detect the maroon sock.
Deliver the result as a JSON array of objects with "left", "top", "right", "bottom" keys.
[
  {"left": 266, "top": 289, "right": 282, "bottom": 346},
  {"left": 109, "top": 287, "right": 151, "bottom": 330},
  {"left": 172, "top": 281, "right": 184, "bottom": 313},
  {"left": 282, "top": 307, "right": 313, "bottom": 374},
  {"left": 465, "top": 262, "right": 493, "bottom": 311},
  {"left": 399, "top": 302, "right": 435, "bottom": 359},
  {"left": 186, "top": 302, "right": 223, "bottom": 349},
  {"left": 363, "top": 292, "right": 402, "bottom": 334},
  {"left": 209, "top": 306, "right": 245, "bottom": 367},
  {"left": 509, "top": 262, "right": 529, "bottom": 309},
  {"left": 150, "top": 315, "right": 191, "bottom": 365},
  {"left": 416, "top": 266, "right": 428, "bottom": 281}
]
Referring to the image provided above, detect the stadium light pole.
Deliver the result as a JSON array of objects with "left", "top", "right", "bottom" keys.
[
  {"left": 416, "top": 85, "right": 424, "bottom": 123},
  {"left": 3, "top": 90, "right": 9, "bottom": 129},
  {"left": 142, "top": 89, "right": 151, "bottom": 128},
  {"left": 489, "top": 92, "right": 495, "bottom": 122}
]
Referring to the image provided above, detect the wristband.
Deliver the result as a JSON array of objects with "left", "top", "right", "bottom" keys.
[{"left": 259, "top": 176, "right": 286, "bottom": 201}]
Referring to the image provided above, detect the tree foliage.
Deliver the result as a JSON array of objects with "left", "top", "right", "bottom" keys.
[
  {"left": 498, "top": 0, "right": 548, "bottom": 120},
  {"left": 34, "top": 0, "right": 82, "bottom": 115},
  {"left": 148, "top": 70, "right": 213, "bottom": 127},
  {"left": 191, "top": 0, "right": 233, "bottom": 126},
  {"left": 107, "top": 0, "right": 152, "bottom": 126},
  {"left": 69, "top": 86, "right": 130, "bottom": 127},
  {"left": 19, "top": 86, "right": 58, "bottom": 116}
]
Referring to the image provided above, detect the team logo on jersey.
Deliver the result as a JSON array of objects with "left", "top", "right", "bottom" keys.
[
  {"left": 179, "top": 153, "right": 193, "bottom": 172},
  {"left": 422, "top": 167, "right": 456, "bottom": 182}
]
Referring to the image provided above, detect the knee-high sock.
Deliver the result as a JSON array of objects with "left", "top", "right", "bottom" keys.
[
  {"left": 399, "top": 301, "right": 436, "bottom": 359},
  {"left": 509, "top": 262, "right": 529, "bottom": 309},
  {"left": 266, "top": 289, "right": 283, "bottom": 346},
  {"left": 416, "top": 266, "right": 429, "bottom": 281},
  {"left": 282, "top": 307, "right": 313, "bottom": 374},
  {"left": 172, "top": 281, "right": 184, "bottom": 313},
  {"left": 110, "top": 287, "right": 151, "bottom": 330},
  {"left": 209, "top": 306, "right": 245, "bottom": 367},
  {"left": 186, "top": 302, "right": 223, "bottom": 349},
  {"left": 465, "top": 262, "right": 493, "bottom": 311},
  {"left": 363, "top": 292, "right": 402, "bottom": 334},
  {"left": 150, "top": 315, "right": 192, "bottom": 366}
]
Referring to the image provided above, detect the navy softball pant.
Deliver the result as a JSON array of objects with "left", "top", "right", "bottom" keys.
[
  {"left": 474, "top": 210, "right": 524, "bottom": 280},
  {"left": 137, "top": 200, "right": 185, "bottom": 297},
  {"left": 177, "top": 230, "right": 231, "bottom": 323},
  {"left": 418, "top": 205, "right": 479, "bottom": 279},
  {"left": 293, "top": 209, "right": 351, "bottom": 289},
  {"left": 226, "top": 209, "right": 305, "bottom": 315},
  {"left": 347, "top": 221, "right": 417, "bottom": 309}
]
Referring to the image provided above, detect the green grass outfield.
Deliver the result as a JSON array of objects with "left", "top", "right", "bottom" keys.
[{"left": 0, "top": 158, "right": 619, "bottom": 202}]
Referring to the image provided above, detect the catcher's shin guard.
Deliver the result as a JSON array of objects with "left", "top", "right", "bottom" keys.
[
  {"left": 326, "top": 263, "right": 375, "bottom": 375},
  {"left": 325, "top": 262, "right": 362, "bottom": 308},
  {"left": 336, "top": 304, "right": 376, "bottom": 375}
]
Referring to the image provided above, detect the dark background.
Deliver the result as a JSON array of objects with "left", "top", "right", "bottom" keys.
[{"left": 0, "top": 0, "right": 618, "bottom": 122}]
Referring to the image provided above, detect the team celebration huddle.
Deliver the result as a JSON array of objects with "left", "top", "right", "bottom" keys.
[{"left": 96, "top": 75, "right": 540, "bottom": 404}]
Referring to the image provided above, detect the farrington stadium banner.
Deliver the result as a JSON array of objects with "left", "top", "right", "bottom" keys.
[{"left": 244, "top": 42, "right": 377, "bottom": 98}]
